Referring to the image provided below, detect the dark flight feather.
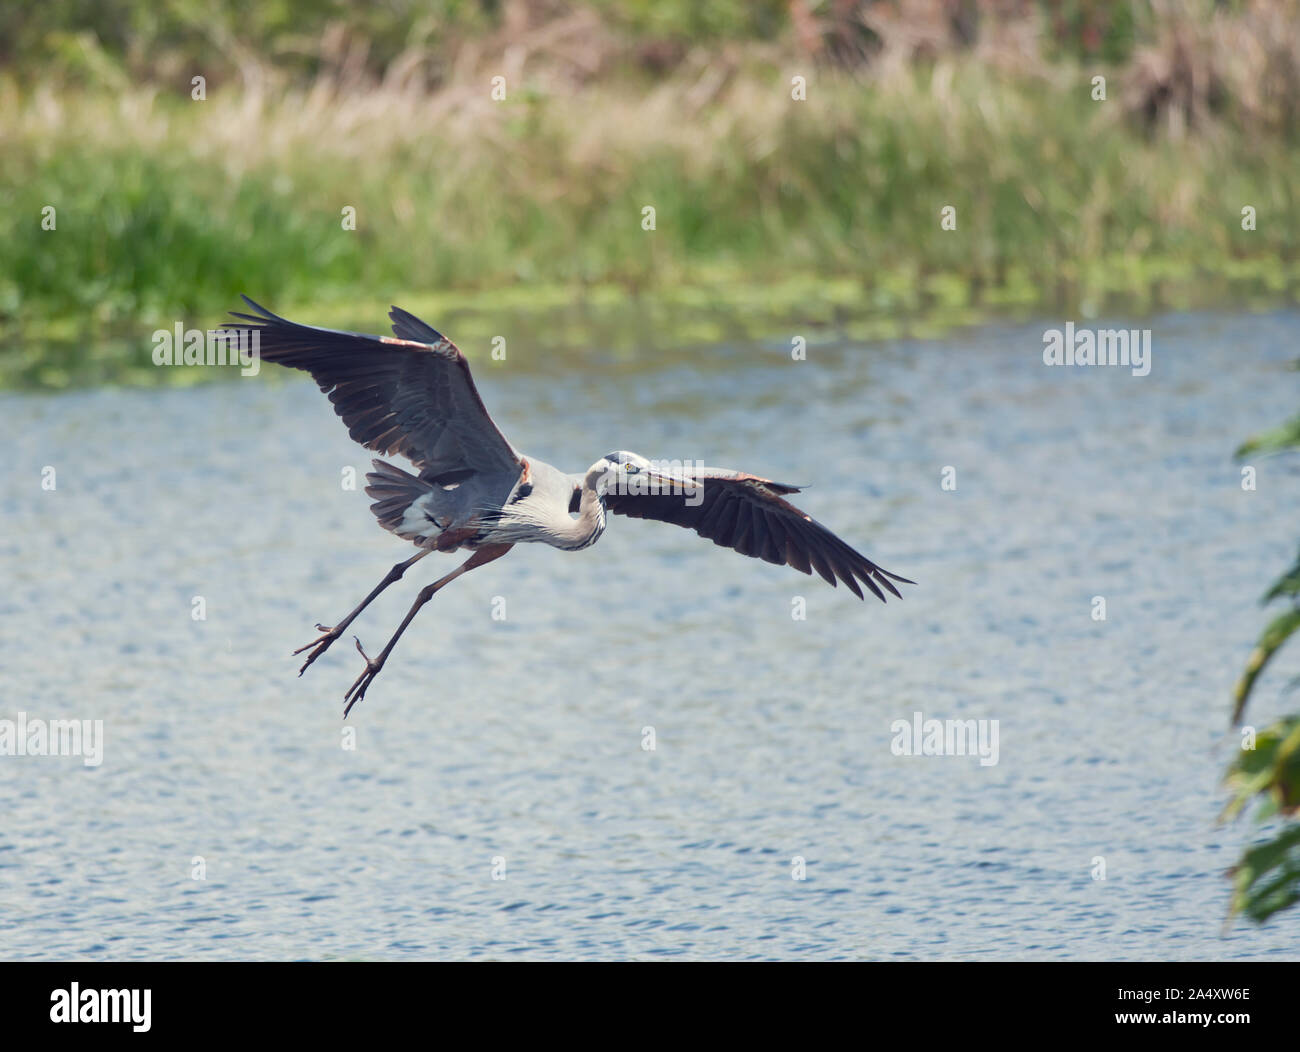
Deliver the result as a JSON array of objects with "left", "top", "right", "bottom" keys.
[
  {"left": 216, "top": 296, "right": 520, "bottom": 482},
  {"left": 604, "top": 469, "right": 912, "bottom": 601}
]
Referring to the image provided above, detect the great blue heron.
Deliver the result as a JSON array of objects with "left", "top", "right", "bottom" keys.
[{"left": 219, "top": 297, "right": 913, "bottom": 715}]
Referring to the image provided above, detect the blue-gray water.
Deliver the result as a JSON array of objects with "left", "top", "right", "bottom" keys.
[{"left": 2, "top": 310, "right": 1298, "bottom": 960}]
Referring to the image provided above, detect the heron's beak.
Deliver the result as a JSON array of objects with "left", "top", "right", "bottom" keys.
[{"left": 645, "top": 470, "right": 704, "bottom": 496}]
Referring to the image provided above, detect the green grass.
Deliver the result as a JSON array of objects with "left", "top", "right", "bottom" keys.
[{"left": 2, "top": 59, "right": 1298, "bottom": 387}]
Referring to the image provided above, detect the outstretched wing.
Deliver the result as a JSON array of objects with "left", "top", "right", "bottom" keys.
[
  {"left": 216, "top": 297, "right": 521, "bottom": 480},
  {"left": 603, "top": 469, "right": 913, "bottom": 601}
]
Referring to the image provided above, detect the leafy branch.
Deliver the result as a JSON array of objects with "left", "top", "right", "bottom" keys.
[{"left": 1225, "top": 398, "right": 1300, "bottom": 923}]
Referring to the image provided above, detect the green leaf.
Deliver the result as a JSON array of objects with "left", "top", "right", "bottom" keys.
[
  {"left": 1222, "top": 717, "right": 1300, "bottom": 820},
  {"left": 1262, "top": 548, "right": 1300, "bottom": 603},
  {"left": 1235, "top": 414, "right": 1300, "bottom": 458},
  {"left": 1232, "top": 609, "right": 1300, "bottom": 724},
  {"left": 1229, "top": 824, "right": 1300, "bottom": 923}
]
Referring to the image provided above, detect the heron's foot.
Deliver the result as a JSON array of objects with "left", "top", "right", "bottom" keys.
[
  {"left": 293, "top": 623, "right": 341, "bottom": 676},
  {"left": 343, "top": 636, "right": 385, "bottom": 717}
]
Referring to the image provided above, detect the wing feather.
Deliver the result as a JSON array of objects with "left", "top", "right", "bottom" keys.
[
  {"left": 216, "top": 297, "right": 521, "bottom": 480},
  {"left": 604, "top": 468, "right": 912, "bottom": 602}
]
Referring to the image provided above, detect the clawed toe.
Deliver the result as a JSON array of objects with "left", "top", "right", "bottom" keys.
[
  {"left": 343, "top": 636, "right": 383, "bottom": 717},
  {"left": 293, "top": 624, "right": 341, "bottom": 675}
]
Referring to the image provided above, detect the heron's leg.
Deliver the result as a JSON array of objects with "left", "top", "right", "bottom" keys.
[
  {"left": 343, "top": 543, "right": 514, "bottom": 717},
  {"left": 295, "top": 549, "right": 433, "bottom": 675}
]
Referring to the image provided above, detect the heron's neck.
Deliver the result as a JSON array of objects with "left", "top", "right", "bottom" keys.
[{"left": 556, "top": 482, "right": 606, "bottom": 551}]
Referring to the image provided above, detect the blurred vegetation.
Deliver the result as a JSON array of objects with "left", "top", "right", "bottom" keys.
[
  {"left": 2, "top": 0, "right": 1299, "bottom": 386},
  {"left": 1226, "top": 389, "right": 1300, "bottom": 924}
]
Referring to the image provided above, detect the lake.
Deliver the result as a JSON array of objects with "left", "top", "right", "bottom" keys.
[{"left": 1, "top": 309, "right": 1297, "bottom": 959}]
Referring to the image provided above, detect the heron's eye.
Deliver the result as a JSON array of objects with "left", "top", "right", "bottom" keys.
[{"left": 625, "top": 464, "right": 640, "bottom": 474}]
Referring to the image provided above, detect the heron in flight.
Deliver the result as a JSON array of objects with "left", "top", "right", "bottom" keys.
[{"left": 219, "top": 298, "right": 912, "bottom": 716}]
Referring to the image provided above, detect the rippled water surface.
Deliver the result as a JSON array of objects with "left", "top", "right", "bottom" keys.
[{"left": 2, "top": 311, "right": 1298, "bottom": 960}]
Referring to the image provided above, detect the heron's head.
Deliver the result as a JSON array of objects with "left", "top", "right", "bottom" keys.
[{"left": 585, "top": 451, "right": 700, "bottom": 499}]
